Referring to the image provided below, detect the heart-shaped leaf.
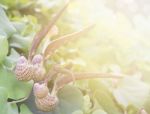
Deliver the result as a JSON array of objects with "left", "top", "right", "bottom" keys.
[
  {"left": 0, "top": 67, "right": 33, "bottom": 100},
  {"left": 25, "top": 85, "right": 83, "bottom": 114},
  {"left": 0, "top": 87, "right": 18, "bottom": 114},
  {"left": 56, "top": 85, "right": 83, "bottom": 114},
  {"left": 0, "top": 35, "right": 8, "bottom": 63},
  {"left": 3, "top": 48, "right": 20, "bottom": 70},
  {"left": 89, "top": 80, "right": 123, "bottom": 114},
  {"left": 113, "top": 76, "right": 150, "bottom": 108},
  {"left": 10, "top": 34, "right": 32, "bottom": 53},
  {"left": 0, "top": 7, "right": 16, "bottom": 38},
  {"left": 20, "top": 104, "right": 32, "bottom": 114}
]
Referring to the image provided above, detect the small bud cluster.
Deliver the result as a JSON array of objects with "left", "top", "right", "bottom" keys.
[
  {"left": 33, "top": 83, "right": 58, "bottom": 111},
  {"left": 14, "top": 55, "right": 58, "bottom": 111},
  {"left": 13, "top": 4, "right": 95, "bottom": 111},
  {"left": 14, "top": 54, "right": 45, "bottom": 82}
]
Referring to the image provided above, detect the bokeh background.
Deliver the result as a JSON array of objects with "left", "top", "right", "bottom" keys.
[{"left": 0, "top": 0, "right": 150, "bottom": 114}]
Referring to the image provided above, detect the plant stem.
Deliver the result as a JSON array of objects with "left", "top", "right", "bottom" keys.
[
  {"left": 9, "top": 96, "right": 29, "bottom": 104},
  {"left": 56, "top": 72, "right": 125, "bottom": 90},
  {"left": 43, "top": 24, "right": 94, "bottom": 60},
  {"left": 28, "top": 0, "right": 70, "bottom": 60},
  {"left": 44, "top": 64, "right": 75, "bottom": 83},
  {"left": 9, "top": 85, "right": 33, "bottom": 104}
]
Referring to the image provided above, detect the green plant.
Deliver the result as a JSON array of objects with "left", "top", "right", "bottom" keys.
[
  {"left": 13, "top": 1, "right": 125, "bottom": 112},
  {"left": 0, "top": 0, "right": 150, "bottom": 114}
]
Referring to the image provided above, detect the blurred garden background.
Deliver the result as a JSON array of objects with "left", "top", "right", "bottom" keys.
[{"left": 0, "top": 0, "right": 150, "bottom": 114}]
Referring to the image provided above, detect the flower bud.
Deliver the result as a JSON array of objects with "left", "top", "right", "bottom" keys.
[
  {"left": 17, "top": 56, "right": 27, "bottom": 64},
  {"left": 14, "top": 56, "right": 34, "bottom": 81},
  {"left": 34, "top": 83, "right": 49, "bottom": 98},
  {"left": 35, "top": 94, "right": 58, "bottom": 112},
  {"left": 32, "top": 54, "right": 43, "bottom": 65},
  {"left": 32, "top": 65, "right": 46, "bottom": 82}
]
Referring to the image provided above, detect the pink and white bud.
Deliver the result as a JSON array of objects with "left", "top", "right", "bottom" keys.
[
  {"left": 33, "top": 83, "right": 49, "bottom": 98},
  {"left": 32, "top": 54, "right": 43, "bottom": 65}
]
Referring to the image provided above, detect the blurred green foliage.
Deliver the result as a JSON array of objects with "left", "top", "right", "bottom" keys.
[{"left": 0, "top": 0, "right": 150, "bottom": 114}]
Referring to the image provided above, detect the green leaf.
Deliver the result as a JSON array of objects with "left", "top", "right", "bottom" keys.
[
  {"left": 53, "top": 85, "right": 84, "bottom": 114},
  {"left": 6, "top": 103, "right": 18, "bottom": 114},
  {"left": 126, "top": 105, "right": 138, "bottom": 114},
  {"left": 0, "top": 87, "right": 18, "bottom": 114},
  {"left": 0, "top": 35, "right": 8, "bottom": 63},
  {"left": 72, "top": 110, "right": 83, "bottom": 114},
  {"left": 3, "top": 48, "right": 20, "bottom": 70},
  {"left": 83, "top": 95, "right": 92, "bottom": 113},
  {"left": 144, "top": 95, "right": 150, "bottom": 113},
  {"left": 0, "top": 88, "right": 10, "bottom": 114},
  {"left": 0, "top": 0, "right": 15, "bottom": 7},
  {"left": 0, "top": 0, "right": 30, "bottom": 8},
  {"left": 0, "top": 7, "right": 16, "bottom": 37},
  {"left": 20, "top": 104, "right": 32, "bottom": 114},
  {"left": 113, "top": 76, "right": 150, "bottom": 108},
  {"left": 10, "top": 34, "right": 32, "bottom": 53},
  {"left": 25, "top": 85, "right": 83, "bottom": 114},
  {"left": 89, "top": 80, "right": 123, "bottom": 114},
  {"left": 12, "top": 22, "right": 26, "bottom": 33},
  {"left": 92, "top": 109, "right": 107, "bottom": 114},
  {"left": 0, "top": 67, "right": 33, "bottom": 99}
]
